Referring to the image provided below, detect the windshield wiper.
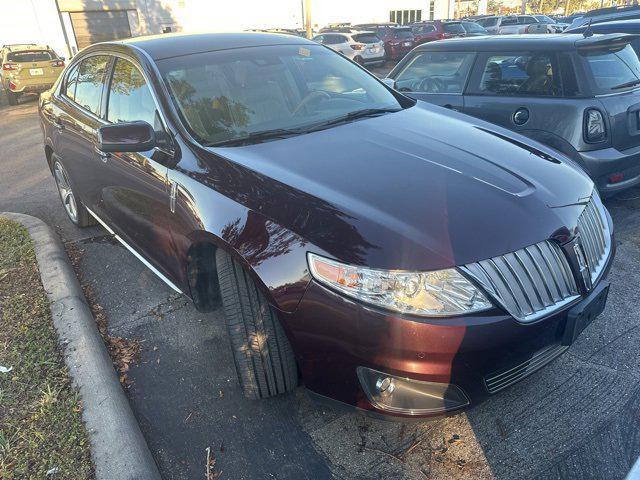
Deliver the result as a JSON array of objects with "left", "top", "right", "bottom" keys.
[
  {"left": 206, "top": 128, "right": 307, "bottom": 147},
  {"left": 610, "top": 78, "right": 640, "bottom": 90},
  {"left": 311, "top": 107, "right": 402, "bottom": 129}
]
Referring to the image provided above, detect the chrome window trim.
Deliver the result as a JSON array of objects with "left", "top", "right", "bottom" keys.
[{"left": 85, "top": 207, "right": 183, "bottom": 294}]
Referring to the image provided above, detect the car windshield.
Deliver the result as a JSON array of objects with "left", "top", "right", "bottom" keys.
[
  {"left": 581, "top": 43, "right": 640, "bottom": 93},
  {"left": 158, "top": 44, "right": 403, "bottom": 146},
  {"left": 462, "top": 22, "right": 486, "bottom": 33},
  {"left": 351, "top": 33, "right": 380, "bottom": 44},
  {"left": 535, "top": 15, "right": 555, "bottom": 23},
  {"left": 393, "top": 28, "right": 413, "bottom": 39},
  {"left": 477, "top": 17, "right": 498, "bottom": 27},
  {"left": 443, "top": 22, "right": 466, "bottom": 34},
  {"left": 7, "top": 50, "right": 54, "bottom": 62}
]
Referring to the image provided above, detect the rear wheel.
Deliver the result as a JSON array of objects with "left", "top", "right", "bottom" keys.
[
  {"left": 52, "top": 160, "right": 95, "bottom": 227},
  {"left": 354, "top": 55, "right": 364, "bottom": 66},
  {"left": 216, "top": 249, "right": 298, "bottom": 399}
]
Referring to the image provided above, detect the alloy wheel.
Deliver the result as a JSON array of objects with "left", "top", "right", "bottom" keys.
[{"left": 53, "top": 161, "right": 78, "bottom": 223}]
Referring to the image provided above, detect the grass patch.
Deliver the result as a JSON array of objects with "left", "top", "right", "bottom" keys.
[{"left": 0, "top": 217, "right": 93, "bottom": 479}]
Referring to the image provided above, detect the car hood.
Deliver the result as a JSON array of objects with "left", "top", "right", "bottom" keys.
[{"left": 206, "top": 102, "right": 594, "bottom": 271}]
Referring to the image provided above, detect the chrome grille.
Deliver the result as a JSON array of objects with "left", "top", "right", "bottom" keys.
[
  {"left": 462, "top": 240, "right": 579, "bottom": 322},
  {"left": 576, "top": 196, "right": 611, "bottom": 285},
  {"left": 484, "top": 344, "right": 568, "bottom": 394}
]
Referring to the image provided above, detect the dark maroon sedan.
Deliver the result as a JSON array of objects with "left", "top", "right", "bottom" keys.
[
  {"left": 411, "top": 20, "right": 467, "bottom": 45},
  {"left": 39, "top": 33, "right": 614, "bottom": 418}
]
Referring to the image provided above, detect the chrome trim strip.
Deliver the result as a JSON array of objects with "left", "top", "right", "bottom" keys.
[
  {"left": 484, "top": 344, "right": 568, "bottom": 394},
  {"left": 85, "top": 207, "right": 183, "bottom": 294}
]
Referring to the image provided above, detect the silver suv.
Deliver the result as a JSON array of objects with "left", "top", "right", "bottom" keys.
[{"left": 312, "top": 31, "right": 385, "bottom": 65}]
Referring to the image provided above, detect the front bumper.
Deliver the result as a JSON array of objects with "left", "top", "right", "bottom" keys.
[
  {"left": 579, "top": 145, "right": 640, "bottom": 196},
  {"left": 286, "top": 239, "right": 614, "bottom": 419}
]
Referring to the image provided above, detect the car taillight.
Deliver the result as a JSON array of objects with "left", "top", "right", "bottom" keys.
[
  {"left": 2, "top": 63, "right": 18, "bottom": 71},
  {"left": 437, "top": 33, "right": 446, "bottom": 39},
  {"left": 350, "top": 44, "right": 364, "bottom": 50},
  {"left": 584, "top": 109, "right": 607, "bottom": 143},
  {"left": 9, "top": 81, "right": 17, "bottom": 91},
  {"left": 51, "top": 60, "right": 65, "bottom": 67}
]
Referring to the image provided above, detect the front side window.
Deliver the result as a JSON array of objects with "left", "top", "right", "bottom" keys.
[
  {"left": 394, "top": 51, "right": 475, "bottom": 93},
  {"left": 158, "top": 44, "right": 403, "bottom": 146},
  {"left": 7, "top": 50, "right": 55, "bottom": 62},
  {"left": 518, "top": 16, "right": 536, "bottom": 24},
  {"left": 581, "top": 44, "right": 640, "bottom": 94},
  {"left": 74, "top": 55, "right": 110, "bottom": 115},
  {"left": 106, "top": 58, "right": 156, "bottom": 126},
  {"left": 476, "top": 53, "right": 559, "bottom": 96},
  {"left": 501, "top": 17, "right": 517, "bottom": 25},
  {"left": 477, "top": 17, "right": 498, "bottom": 27}
]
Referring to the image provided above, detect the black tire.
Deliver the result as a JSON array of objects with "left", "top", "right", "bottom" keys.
[
  {"left": 354, "top": 55, "right": 364, "bottom": 66},
  {"left": 216, "top": 249, "right": 298, "bottom": 399},
  {"left": 6, "top": 89, "right": 18, "bottom": 106},
  {"left": 52, "top": 159, "right": 96, "bottom": 228}
]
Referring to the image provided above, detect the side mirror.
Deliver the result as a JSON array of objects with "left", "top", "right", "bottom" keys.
[
  {"left": 382, "top": 77, "right": 396, "bottom": 89},
  {"left": 97, "top": 121, "right": 156, "bottom": 153}
]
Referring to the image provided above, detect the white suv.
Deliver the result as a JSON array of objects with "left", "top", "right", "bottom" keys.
[{"left": 313, "top": 31, "right": 385, "bottom": 65}]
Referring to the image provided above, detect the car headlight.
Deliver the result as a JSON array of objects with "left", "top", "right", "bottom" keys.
[{"left": 307, "top": 253, "right": 493, "bottom": 316}]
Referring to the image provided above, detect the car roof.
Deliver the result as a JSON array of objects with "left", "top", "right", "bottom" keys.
[
  {"left": 567, "top": 18, "right": 640, "bottom": 32},
  {"left": 111, "top": 32, "right": 315, "bottom": 61},
  {"left": 3, "top": 43, "right": 51, "bottom": 52},
  {"left": 411, "top": 33, "right": 632, "bottom": 51}
]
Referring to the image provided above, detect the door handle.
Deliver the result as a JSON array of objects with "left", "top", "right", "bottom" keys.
[
  {"left": 94, "top": 146, "right": 111, "bottom": 163},
  {"left": 443, "top": 104, "right": 458, "bottom": 112}
]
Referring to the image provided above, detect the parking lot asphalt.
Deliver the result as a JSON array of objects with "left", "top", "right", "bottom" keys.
[{"left": 2, "top": 95, "right": 639, "bottom": 480}]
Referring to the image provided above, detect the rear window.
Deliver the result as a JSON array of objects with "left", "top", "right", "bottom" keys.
[
  {"left": 462, "top": 22, "right": 486, "bottom": 33},
  {"left": 393, "top": 29, "right": 413, "bottom": 39},
  {"left": 352, "top": 33, "right": 380, "bottom": 44},
  {"left": 581, "top": 44, "right": 640, "bottom": 94},
  {"left": 394, "top": 51, "right": 475, "bottom": 93},
  {"left": 7, "top": 50, "right": 54, "bottom": 62},
  {"left": 443, "top": 22, "right": 466, "bottom": 34}
]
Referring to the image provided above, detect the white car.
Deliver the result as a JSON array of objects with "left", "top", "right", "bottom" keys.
[
  {"left": 312, "top": 31, "right": 385, "bottom": 65},
  {"left": 533, "top": 14, "right": 569, "bottom": 32}
]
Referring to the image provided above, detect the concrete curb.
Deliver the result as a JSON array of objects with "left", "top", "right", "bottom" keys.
[{"left": 2, "top": 213, "right": 162, "bottom": 480}]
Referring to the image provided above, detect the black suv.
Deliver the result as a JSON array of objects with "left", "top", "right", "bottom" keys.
[{"left": 387, "top": 34, "right": 640, "bottom": 196}]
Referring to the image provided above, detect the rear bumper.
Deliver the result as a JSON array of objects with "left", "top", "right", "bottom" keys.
[
  {"left": 4, "top": 78, "right": 53, "bottom": 94},
  {"left": 579, "top": 145, "right": 640, "bottom": 196},
  {"left": 285, "top": 239, "right": 614, "bottom": 419}
]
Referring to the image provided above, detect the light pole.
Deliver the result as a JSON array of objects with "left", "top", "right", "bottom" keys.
[{"left": 304, "top": 0, "right": 312, "bottom": 39}]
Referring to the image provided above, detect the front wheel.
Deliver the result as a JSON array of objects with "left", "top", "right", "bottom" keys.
[
  {"left": 52, "top": 160, "right": 95, "bottom": 227},
  {"left": 216, "top": 249, "right": 298, "bottom": 399}
]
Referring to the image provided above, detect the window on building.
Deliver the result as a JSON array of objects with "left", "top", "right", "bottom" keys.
[
  {"left": 429, "top": 1, "right": 435, "bottom": 20},
  {"left": 390, "top": 9, "right": 423, "bottom": 25}
]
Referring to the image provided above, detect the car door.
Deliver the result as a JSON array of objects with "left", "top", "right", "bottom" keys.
[
  {"left": 99, "top": 56, "right": 178, "bottom": 282},
  {"left": 463, "top": 52, "right": 583, "bottom": 147},
  {"left": 52, "top": 54, "right": 112, "bottom": 214},
  {"left": 390, "top": 50, "right": 475, "bottom": 110}
]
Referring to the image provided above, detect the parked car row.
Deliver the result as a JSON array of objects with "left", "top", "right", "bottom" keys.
[
  {"left": 385, "top": 33, "right": 640, "bottom": 195},
  {"left": 40, "top": 31, "right": 615, "bottom": 420}
]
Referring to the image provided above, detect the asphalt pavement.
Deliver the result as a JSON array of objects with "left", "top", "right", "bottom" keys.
[{"left": 1, "top": 95, "right": 639, "bottom": 480}]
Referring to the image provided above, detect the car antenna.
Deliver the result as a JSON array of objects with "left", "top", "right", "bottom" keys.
[{"left": 583, "top": 18, "right": 594, "bottom": 38}]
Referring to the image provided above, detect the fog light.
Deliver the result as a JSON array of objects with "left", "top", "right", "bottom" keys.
[{"left": 357, "top": 367, "right": 469, "bottom": 415}]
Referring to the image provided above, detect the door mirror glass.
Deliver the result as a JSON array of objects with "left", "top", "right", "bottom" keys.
[{"left": 97, "top": 121, "right": 156, "bottom": 153}]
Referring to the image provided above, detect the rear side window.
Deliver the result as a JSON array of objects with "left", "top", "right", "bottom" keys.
[
  {"left": 518, "top": 16, "right": 536, "bottom": 24},
  {"left": 581, "top": 44, "right": 640, "bottom": 94},
  {"left": 352, "top": 33, "right": 380, "bottom": 44},
  {"left": 394, "top": 52, "right": 475, "bottom": 93},
  {"left": 106, "top": 58, "right": 157, "bottom": 126},
  {"left": 475, "top": 54, "right": 560, "bottom": 96},
  {"left": 501, "top": 17, "right": 518, "bottom": 26},
  {"left": 74, "top": 55, "right": 110, "bottom": 115},
  {"left": 7, "top": 50, "right": 54, "bottom": 62},
  {"left": 477, "top": 17, "right": 498, "bottom": 27}
]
